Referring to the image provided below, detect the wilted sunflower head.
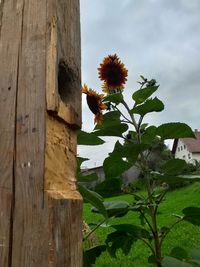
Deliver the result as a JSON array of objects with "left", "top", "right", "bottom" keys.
[
  {"left": 98, "top": 54, "right": 128, "bottom": 94},
  {"left": 82, "top": 84, "right": 107, "bottom": 124}
]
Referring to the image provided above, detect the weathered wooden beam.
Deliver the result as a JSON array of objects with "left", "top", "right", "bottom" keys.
[
  {"left": 0, "top": 1, "right": 24, "bottom": 265},
  {"left": 0, "top": 0, "right": 82, "bottom": 266},
  {"left": 11, "top": 1, "right": 48, "bottom": 265},
  {"left": 46, "top": 0, "right": 82, "bottom": 128}
]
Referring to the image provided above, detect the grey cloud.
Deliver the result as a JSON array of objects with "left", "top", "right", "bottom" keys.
[{"left": 79, "top": 0, "right": 200, "bottom": 167}]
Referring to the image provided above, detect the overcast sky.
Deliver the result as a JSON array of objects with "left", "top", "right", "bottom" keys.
[{"left": 78, "top": 0, "right": 200, "bottom": 168}]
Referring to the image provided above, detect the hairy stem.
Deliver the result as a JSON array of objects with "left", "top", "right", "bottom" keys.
[
  {"left": 125, "top": 98, "right": 162, "bottom": 267},
  {"left": 111, "top": 104, "right": 133, "bottom": 125},
  {"left": 138, "top": 125, "right": 162, "bottom": 266},
  {"left": 139, "top": 210, "right": 154, "bottom": 234},
  {"left": 140, "top": 237, "right": 155, "bottom": 256},
  {"left": 159, "top": 218, "right": 183, "bottom": 247},
  {"left": 121, "top": 99, "right": 138, "bottom": 130},
  {"left": 83, "top": 219, "right": 106, "bottom": 241}
]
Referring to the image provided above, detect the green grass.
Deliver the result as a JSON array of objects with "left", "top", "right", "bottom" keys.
[{"left": 83, "top": 183, "right": 200, "bottom": 267}]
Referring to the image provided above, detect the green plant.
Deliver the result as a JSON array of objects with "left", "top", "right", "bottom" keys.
[
  {"left": 78, "top": 54, "right": 200, "bottom": 267},
  {"left": 95, "top": 177, "right": 122, "bottom": 198}
]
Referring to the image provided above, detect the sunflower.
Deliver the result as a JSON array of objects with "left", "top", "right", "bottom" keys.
[
  {"left": 82, "top": 84, "right": 107, "bottom": 124},
  {"left": 98, "top": 54, "right": 128, "bottom": 93}
]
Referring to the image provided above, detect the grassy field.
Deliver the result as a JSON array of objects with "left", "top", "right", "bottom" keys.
[{"left": 83, "top": 182, "right": 200, "bottom": 267}]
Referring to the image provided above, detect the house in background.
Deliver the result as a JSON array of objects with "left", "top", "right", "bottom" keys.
[
  {"left": 81, "top": 166, "right": 105, "bottom": 189},
  {"left": 172, "top": 129, "right": 200, "bottom": 164},
  {"left": 81, "top": 164, "right": 140, "bottom": 188}
]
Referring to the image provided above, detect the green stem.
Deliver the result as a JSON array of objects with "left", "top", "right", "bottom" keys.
[
  {"left": 137, "top": 116, "right": 162, "bottom": 266},
  {"left": 111, "top": 104, "right": 133, "bottom": 125},
  {"left": 139, "top": 210, "right": 154, "bottom": 234},
  {"left": 124, "top": 98, "right": 162, "bottom": 266},
  {"left": 83, "top": 219, "right": 106, "bottom": 242},
  {"left": 138, "top": 115, "right": 144, "bottom": 129},
  {"left": 159, "top": 218, "right": 183, "bottom": 247},
  {"left": 121, "top": 100, "right": 138, "bottom": 130},
  {"left": 145, "top": 173, "right": 162, "bottom": 267},
  {"left": 140, "top": 237, "right": 155, "bottom": 256},
  {"left": 154, "top": 190, "right": 168, "bottom": 216}
]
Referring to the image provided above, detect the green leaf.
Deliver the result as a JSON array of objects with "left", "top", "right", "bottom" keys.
[
  {"left": 163, "top": 250, "right": 200, "bottom": 267},
  {"left": 139, "top": 213, "right": 146, "bottom": 226},
  {"left": 77, "top": 172, "right": 99, "bottom": 183},
  {"left": 140, "top": 123, "right": 149, "bottom": 130},
  {"left": 111, "top": 140, "right": 125, "bottom": 155},
  {"left": 111, "top": 224, "right": 151, "bottom": 239},
  {"left": 148, "top": 255, "right": 157, "bottom": 264},
  {"left": 161, "top": 159, "right": 187, "bottom": 175},
  {"left": 153, "top": 173, "right": 200, "bottom": 184},
  {"left": 123, "top": 142, "right": 148, "bottom": 163},
  {"left": 94, "top": 111, "right": 121, "bottom": 129},
  {"left": 77, "top": 157, "right": 89, "bottom": 176},
  {"left": 189, "top": 260, "right": 200, "bottom": 266},
  {"left": 140, "top": 75, "right": 147, "bottom": 81},
  {"left": 77, "top": 130, "right": 105, "bottom": 145},
  {"left": 160, "top": 226, "right": 170, "bottom": 235},
  {"left": 105, "top": 224, "right": 150, "bottom": 257},
  {"left": 189, "top": 249, "right": 200, "bottom": 266},
  {"left": 106, "top": 231, "right": 135, "bottom": 258},
  {"left": 103, "top": 155, "right": 131, "bottom": 179},
  {"left": 141, "top": 126, "right": 157, "bottom": 144},
  {"left": 94, "top": 123, "right": 128, "bottom": 137},
  {"left": 179, "top": 175, "right": 200, "bottom": 180},
  {"left": 157, "top": 123, "right": 195, "bottom": 140},
  {"left": 132, "top": 85, "right": 158, "bottom": 104},
  {"left": 77, "top": 157, "right": 89, "bottom": 168},
  {"left": 107, "top": 141, "right": 147, "bottom": 166},
  {"left": 83, "top": 245, "right": 106, "bottom": 267},
  {"left": 131, "top": 97, "right": 164, "bottom": 116},
  {"left": 103, "top": 141, "right": 133, "bottom": 179},
  {"left": 94, "top": 111, "right": 128, "bottom": 137},
  {"left": 170, "top": 247, "right": 189, "bottom": 261},
  {"left": 162, "top": 256, "right": 193, "bottom": 267},
  {"left": 101, "top": 201, "right": 130, "bottom": 218},
  {"left": 191, "top": 250, "right": 200, "bottom": 261},
  {"left": 103, "top": 92, "right": 123, "bottom": 104},
  {"left": 78, "top": 184, "right": 108, "bottom": 219},
  {"left": 182, "top": 207, "right": 200, "bottom": 226}
]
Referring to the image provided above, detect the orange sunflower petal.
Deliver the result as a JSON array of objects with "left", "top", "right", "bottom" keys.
[
  {"left": 98, "top": 54, "right": 128, "bottom": 93},
  {"left": 94, "top": 112, "right": 103, "bottom": 124},
  {"left": 81, "top": 84, "right": 107, "bottom": 124}
]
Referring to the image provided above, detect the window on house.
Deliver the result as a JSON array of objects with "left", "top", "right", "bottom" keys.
[
  {"left": 183, "top": 155, "right": 186, "bottom": 159},
  {"left": 184, "top": 145, "right": 186, "bottom": 149},
  {"left": 181, "top": 146, "right": 183, "bottom": 151},
  {"left": 178, "top": 147, "right": 180, "bottom": 152},
  {"left": 188, "top": 153, "right": 191, "bottom": 159}
]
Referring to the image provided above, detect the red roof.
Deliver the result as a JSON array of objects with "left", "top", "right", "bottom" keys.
[{"left": 172, "top": 131, "right": 200, "bottom": 154}]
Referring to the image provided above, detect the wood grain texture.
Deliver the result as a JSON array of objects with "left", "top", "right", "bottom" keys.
[
  {"left": 46, "top": 0, "right": 59, "bottom": 112},
  {"left": 47, "top": 191, "right": 82, "bottom": 267},
  {"left": 11, "top": 1, "right": 49, "bottom": 266},
  {"left": 45, "top": 1, "right": 83, "bottom": 265},
  {"left": 0, "top": 1, "right": 82, "bottom": 266},
  {"left": 46, "top": 0, "right": 82, "bottom": 128},
  {"left": 0, "top": 1, "right": 24, "bottom": 266}
]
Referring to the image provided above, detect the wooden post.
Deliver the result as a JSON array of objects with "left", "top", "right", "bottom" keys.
[{"left": 0, "top": 1, "right": 82, "bottom": 266}]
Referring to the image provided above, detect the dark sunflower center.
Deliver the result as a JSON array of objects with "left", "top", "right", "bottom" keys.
[
  {"left": 104, "top": 64, "right": 123, "bottom": 86},
  {"left": 86, "top": 95, "right": 99, "bottom": 115}
]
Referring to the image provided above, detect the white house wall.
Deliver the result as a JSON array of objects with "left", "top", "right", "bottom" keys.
[
  {"left": 192, "top": 153, "right": 200, "bottom": 163},
  {"left": 174, "top": 139, "right": 193, "bottom": 163}
]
